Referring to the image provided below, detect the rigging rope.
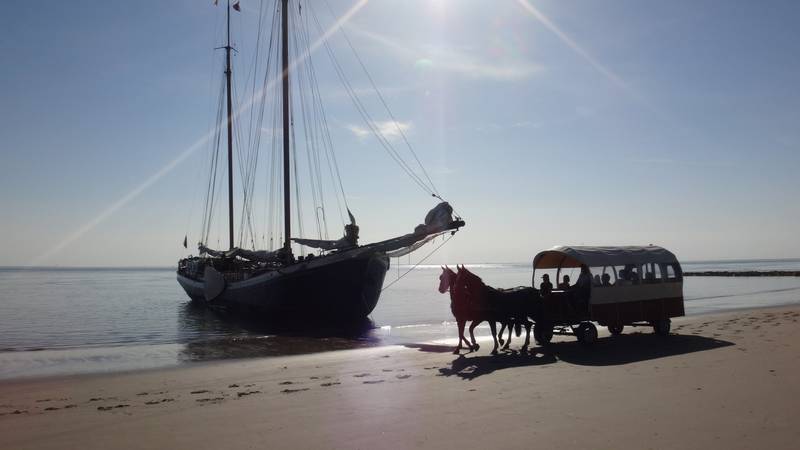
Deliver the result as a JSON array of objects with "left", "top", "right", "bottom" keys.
[
  {"left": 381, "top": 234, "right": 455, "bottom": 292},
  {"left": 320, "top": 0, "right": 442, "bottom": 199}
]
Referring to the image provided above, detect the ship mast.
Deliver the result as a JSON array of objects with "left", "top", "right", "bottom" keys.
[
  {"left": 281, "top": 0, "right": 291, "bottom": 254},
  {"left": 224, "top": 0, "right": 235, "bottom": 251}
]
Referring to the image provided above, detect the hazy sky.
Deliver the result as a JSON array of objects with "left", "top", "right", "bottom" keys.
[{"left": 1, "top": 0, "right": 799, "bottom": 267}]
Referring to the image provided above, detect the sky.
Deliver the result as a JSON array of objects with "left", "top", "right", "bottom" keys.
[{"left": 1, "top": 0, "right": 799, "bottom": 267}]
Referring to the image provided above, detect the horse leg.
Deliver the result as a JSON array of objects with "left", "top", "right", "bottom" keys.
[
  {"left": 498, "top": 322, "right": 506, "bottom": 346},
  {"left": 468, "top": 320, "right": 481, "bottom": 351},
  {"left": 489, "top": 320, "right": 499, "bottom": 355},
  {"left": 454, "top": 320, "right": 466, "bottom": 354},
  {"left": 501, "top": 320, "right": 512, "bottom": 350},
  {"left": 521, "top": 320, "right": 532, "bottom": 352}
]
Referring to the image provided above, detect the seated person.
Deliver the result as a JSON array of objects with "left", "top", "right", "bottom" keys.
[
  {"left": 576, "top": 266, "right": 592, "bottom": 290},
  {"left": 539, "top": 273, "right": 553, "bottom": 296},
  {"left": 629, "top": 269, "right": 640, "bottom": 285},
  {"left": 616, "top": 269, "right": 630, "bottom": 286},
  {"left": 644, "top": 271, "right": 656, "bottom": 283},
  {"left": 558, "top": 275, "right": 571, "bottom": 290},
  {"left": 593, "top": 274, "right": 602, "bottom": 286},
  {"left": 601, "top": 273, "right": 612, "bottom": 286}
]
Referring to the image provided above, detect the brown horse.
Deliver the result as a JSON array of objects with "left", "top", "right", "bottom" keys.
[
  {"left": 438, "top": 266, "right": 474, "bottom": 353},
  {"left": 438, "top": 265, "right": 500, "bottom": 354},
  {"left": 455, "top": 266, "right": 537, "bottom": 353}
]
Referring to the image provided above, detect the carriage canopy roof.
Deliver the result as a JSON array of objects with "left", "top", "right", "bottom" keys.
[{"left": 533, "top": 246, "right": 679, "bottom": 269}]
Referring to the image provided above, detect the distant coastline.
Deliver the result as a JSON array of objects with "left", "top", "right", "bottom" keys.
[{"left": 685, "top": 270, "right": 800, "bottom": 277}]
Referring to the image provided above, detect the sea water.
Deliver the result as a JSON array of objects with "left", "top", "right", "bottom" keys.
[{"left": 1, "top": 260, "right": 799, "bottom": 379}]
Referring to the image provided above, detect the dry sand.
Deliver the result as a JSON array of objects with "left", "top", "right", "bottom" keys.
[{"left": 1, "top": 306, "right": 799, "bottom": 450}]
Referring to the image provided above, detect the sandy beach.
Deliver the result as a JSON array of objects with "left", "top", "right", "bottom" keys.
[{"left": 1, "top": 306, "right": 798, "bottom": 450}]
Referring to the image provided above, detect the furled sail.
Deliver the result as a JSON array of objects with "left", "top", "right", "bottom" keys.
[
  {"left": 365, "top": 202, "right": 463, "bottom": 255},
  {"left": 198, "top": 244, "right": 282, "bottom": 263},
  {"left": 292, "top": 210, "right": 359, "bottom": 251}
]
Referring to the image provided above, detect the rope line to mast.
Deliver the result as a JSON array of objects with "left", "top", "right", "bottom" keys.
[
  {"left": 320, "top": 0, "right": 442, "bottom": 199},
  {"left": 381, "top": 234, "right": 455, "bottom": 292}
]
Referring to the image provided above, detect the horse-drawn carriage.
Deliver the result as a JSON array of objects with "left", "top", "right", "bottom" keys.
[
  {"left": 531, "top": 245, "right": 685, "bottom": 345},
  {"left": 439, "top": 245, "right": 685, "bottom": 352}
]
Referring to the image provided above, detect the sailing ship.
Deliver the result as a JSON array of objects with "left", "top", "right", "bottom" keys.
[{"left": 177, "top": 0, "right": 464, "bottom": 320}]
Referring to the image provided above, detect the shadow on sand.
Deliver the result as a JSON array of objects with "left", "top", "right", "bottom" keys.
[
  {"left": 177, "top": 302, "right": 384, "bottom": 362},
  {"left": 434, "top": 333, "right": 734, "bottom": 380}
]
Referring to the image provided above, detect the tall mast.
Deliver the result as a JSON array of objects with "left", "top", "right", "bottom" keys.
[
  {"left": 225, "top": 0, "right": 235, "bottom": 250},
  {"left": 281, "top": 0, "right": 291, "bottom": 253}
]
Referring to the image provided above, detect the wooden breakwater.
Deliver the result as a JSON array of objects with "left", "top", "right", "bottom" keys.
[{"left": 684, "top": 271, "right": 800, "bottom": 277}]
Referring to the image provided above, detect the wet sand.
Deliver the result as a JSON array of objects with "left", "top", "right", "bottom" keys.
[{"left": 1, "top": 306, "right": 799, "bottom": 450}]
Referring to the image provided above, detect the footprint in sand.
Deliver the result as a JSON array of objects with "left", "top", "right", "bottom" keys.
[
  {"left": 237, "top": 391, "right": 261, "bottom": 398},
  {"left": 144, "top": 399, "right": 175, "bottom": 405},
  {"left": 228, "top": 384, "right": 239, "bottom": 388},
  {"left": 353, "top": 373, "right": 371, "bottom": 378},
  {"left": 97, "top": 404, "right": 129, "bottom": 411},
  {"left": 382, "top": 369, "right": 393, "bottom": 372},
  {"left": 44, "top": 407, "right": 60, "bottom": 411},
  {"left": 196, "top": 397, "right": 225, "bottom": 403},
  {"left": 279, "top": 381, "right": 294, "bottom": 385},
  {"left": 320, "top": 382, "right": 341, "bottom": 387},
  {"left": 281, "top": 388, "right": 310, "bottom": 394},
  {"left": 396, "top": 374, "right": 411, "bottom": 380},
  {"left": 190, "top": 390, "right": 210, "bottom": 394},
  {"left": 362, "top": 380, "right": 385, "bottom": 385}
]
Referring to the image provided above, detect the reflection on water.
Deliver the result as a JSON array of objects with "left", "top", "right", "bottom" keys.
[{"left": 176, "top": 302, "right": 386, "bottom": 362}]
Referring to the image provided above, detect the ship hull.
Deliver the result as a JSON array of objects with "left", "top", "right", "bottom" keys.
[{"left": 177, "top": 250, "right": 390, "bottom": 320}]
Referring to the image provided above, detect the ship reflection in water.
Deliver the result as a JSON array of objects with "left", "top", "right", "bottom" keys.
[{"left": 176, "top": 302, "right": 387, "bottom": 362}]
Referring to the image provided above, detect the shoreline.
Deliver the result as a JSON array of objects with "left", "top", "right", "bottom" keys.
[
  {"left": 2, "top": 299, "right": 800, "bottom": 383},
  {"left": 2, "top": 305, "right": 798, "bottom": 449}
]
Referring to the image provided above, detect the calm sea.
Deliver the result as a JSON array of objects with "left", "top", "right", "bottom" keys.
[{"left": 1, "top": 259, "right": 799, "bottom": 379}]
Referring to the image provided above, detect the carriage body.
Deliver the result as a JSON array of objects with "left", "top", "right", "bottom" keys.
[{"left": 532, "top": 245, "right": 684, "bottom": 343}]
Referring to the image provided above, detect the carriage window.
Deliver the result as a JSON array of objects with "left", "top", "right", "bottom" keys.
[
  {"left": 643, "top": 263, "right": 662, "bottom": 283},
  {"left": 664, "top": 263, "right": 682, "bottom": 281}
]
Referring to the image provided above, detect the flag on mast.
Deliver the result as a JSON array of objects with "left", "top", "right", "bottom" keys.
[{"left": 233, "top": 1, "right": 240, "bottom": 11}]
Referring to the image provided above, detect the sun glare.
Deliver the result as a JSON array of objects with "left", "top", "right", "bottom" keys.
[{"left": 428, "top": 0, "right": 448, "bottom": 15}]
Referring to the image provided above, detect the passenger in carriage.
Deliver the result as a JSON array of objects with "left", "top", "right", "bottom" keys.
[
  {"left": 644, "top": 271, "right": 656, "bottom": 283},
  {"left": 539, "top": 273, "right": 553, "bottom": 296},
  {"left": 558, "top": 275, "right": 570, "bottom": 290},
  {"left": 629, "top": 268, "right": 640, "bottom": 285},
  {"left": 576, "top": 265, "right": 592, "bottom": 292},
  {"left": 593, "top": 274, "right": 602, "bottom": 286},
  {"left": 601, "top": 273, "right": 612, "bottom": 286},
  {"left": 568, "top": 265, "right": 593, "bottom": 314},
  {"left": 616, "top": 269, "right": 630, "bottom": 286}
]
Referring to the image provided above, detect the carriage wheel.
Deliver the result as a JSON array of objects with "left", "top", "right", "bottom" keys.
[
  {"left": 576, "top": 322, "right": 598, "bottom": 346},
  {"left": 534, "top": 322, "right": 553, "bottom": 345},
  {"left": 607, "top": 323, "right": 624, "bottom": 335},
  {"left": 653, "top": 319, "right": 671, "bottom": 336}
]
